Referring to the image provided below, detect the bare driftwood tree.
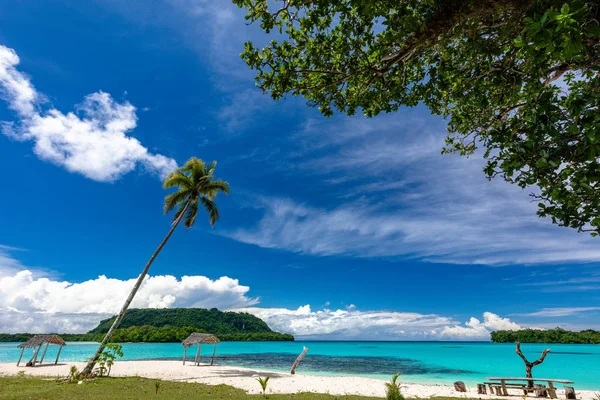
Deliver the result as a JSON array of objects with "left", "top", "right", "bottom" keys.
[
  {"left": 290, "top": 346, "right": 308, "bottom": 374},
  {"left": 516, "top": 343, "right": 551, "bottom": 388}
]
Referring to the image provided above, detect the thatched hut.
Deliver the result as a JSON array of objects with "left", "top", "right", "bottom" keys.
[
  {"left": 17, "top": 335, "right": 66, "bottom": 367},
  {"left": 182, "top": 333, "right": 220, "bottom": 366}
]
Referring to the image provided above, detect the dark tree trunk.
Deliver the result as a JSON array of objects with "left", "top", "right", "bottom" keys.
[
  {"left": 516, "top": 343, "right": 550, "bottom": 389},
  {"left": 80, "top": 200, "right": 191, "bottom": 377}
]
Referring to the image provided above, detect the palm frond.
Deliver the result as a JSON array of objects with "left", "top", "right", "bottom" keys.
[
  {"left": 183, "top": 199, "right": 199, "bottom": 229},
  {"left": 163, "top": 171, "right": 193, "bottom": 190},
  {"left": 164, "top": 189, "right": 191, "bottom": 214},
  {"left": 202, "top": 180, "right": 230, "bottom": 198},
  {"left": 206, "top": 161, "right": 217, "bottom": 176},
  {"left": 185, "top": 158, "right": 207, "bottom": 182},
  {"left": 200, "top": 196, "right": 220, "bottom": 226}
]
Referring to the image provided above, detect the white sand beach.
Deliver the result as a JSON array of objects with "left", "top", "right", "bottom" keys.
[{"left": 0, "top": 361, "right": 597, "bottom": 399}]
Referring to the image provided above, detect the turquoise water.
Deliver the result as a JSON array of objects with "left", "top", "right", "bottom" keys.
[{"left": 1, "top": 341, "right": 599, "bottom": 389}]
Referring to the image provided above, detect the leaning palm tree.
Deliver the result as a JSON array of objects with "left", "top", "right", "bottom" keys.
[{"left": 81, "top": 157, "right": 229, "bottom": 376}]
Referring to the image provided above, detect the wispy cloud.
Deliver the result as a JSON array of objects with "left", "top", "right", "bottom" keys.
[
  {"left": 227, "top": 111, "right": 600, "bottom": 265},
  {"left": 512, "top": 307, "right": 600, "bottom": 317},
  {"left": 0, "top": 245, "right": 28, "bottom": 277},
  {"left": 0, "top": 45, "right": 177, "bottom": 182}
]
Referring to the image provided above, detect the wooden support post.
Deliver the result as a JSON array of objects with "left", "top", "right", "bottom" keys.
[
  {"left": 564, "top": 387, "right": 576, "bottom": 400},
  {"left": 31, "top": 345, "right": 41, "bottom": 366},
  {"left": 534, "top": 384, "right": 548, "bottom": 398},
  {"left": 55, "top": 345, "right": 63, "bottom": 365},
  {"left": 477, "top": 384, "right": 487, "bottom": 395},
  {"left": 547, "top": 382, "right": 557, "bottom": 399},
  {"left": 183, "top": 346, "right": 187, "bottom": 365},
  {"left": 195, "top": 344, "right": 201, "bottom": 366},
  {"left": 16, "top": 348, "right": 24, "bottom": 366},
  {"left": 290, "top": 346, "right": 309, "bottom": 374},
  {"left": 501, "top": 379, "right": 508, "bottom": 396},
  {"left": 39, "top": 343, "right": 50, "bottom": 364},
  {"left": 211, "top": 344, "right": 217, "bottom": 366}
]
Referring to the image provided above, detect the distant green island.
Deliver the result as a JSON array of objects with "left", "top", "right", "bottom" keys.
[
  {"left": 0, "top": 308, "right": 294, "bottom": 343},
  {"left": 491, "top": 328, "right": 600, "bottom": 344}
]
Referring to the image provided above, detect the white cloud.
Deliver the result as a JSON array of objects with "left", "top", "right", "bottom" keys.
[
  {"left": 0, "top": 245, "right": 50, "bottom": 278},
  {"left": 0, "top": 269, "right": 258, "bottom": 333},
  {"left": 235, "top": 305, "right": 456, "bottom": 339},
  {"left": 0, "top": 245, "right": 28, "bottom": 277},
  {"left": 229, "top": 112, "right": 600, "bottom": 265},
  {"left": 0, "top": 45, "right": 177, "bottom": 182},
  {"left": 0, "top": 46, "right": 37, "bottom": 115},
  {"left": 439, "top": 312, "right": 521, "bottom": 339},
  {"left": 1, "top": 266, "right": 525, "bottom": 340},
  {"left": 514, "top": 307, "right": 600, "bottom": 318},
  {"left": 237, "top": 306, "right": 520, "bottom": 341}
]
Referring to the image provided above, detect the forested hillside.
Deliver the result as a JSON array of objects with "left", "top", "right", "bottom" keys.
[
  {"left": 0, "top": 308, "right": 294, "bottom": 343},
  {"left": 88, "top": 308, "right": 273, "bottom": 334}
]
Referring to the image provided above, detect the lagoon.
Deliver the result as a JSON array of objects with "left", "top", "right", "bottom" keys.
[{"left": 1, "top": 341, "right": 598, "bottom": 389}]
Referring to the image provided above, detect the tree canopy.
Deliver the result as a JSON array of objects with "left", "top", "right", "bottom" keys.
[
  {"left": 234, "top": 0, "right": 600, "bottom": 234},
  {"left": 491, "top": 327, "right": 600, "bottom": 343}
]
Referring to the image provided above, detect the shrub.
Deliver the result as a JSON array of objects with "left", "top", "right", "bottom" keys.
[
  {"left": 67, "top": 366, "right": 79, "bottom": 383},
  {"left": 385, "top": 372, "right": 404, "bottom": 400}
]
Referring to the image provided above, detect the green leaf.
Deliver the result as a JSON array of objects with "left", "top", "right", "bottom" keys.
[
  {"left": 585, "top": 25, "right": 600, "bottom": 37},
  {"left": 536, "top": 158, "right": 548, "bottom": 168}
]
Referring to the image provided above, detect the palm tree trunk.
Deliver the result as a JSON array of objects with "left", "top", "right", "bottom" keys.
[{"left": 80, "top": 200, "right": 191, "bottom": 377}]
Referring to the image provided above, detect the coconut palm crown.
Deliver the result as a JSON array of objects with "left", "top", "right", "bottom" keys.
[{"left": 163, "top": 157, "right": 229, "bottom": 228}]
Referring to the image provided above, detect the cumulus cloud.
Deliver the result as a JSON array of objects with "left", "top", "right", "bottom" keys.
[
  {"left": 0, "top": 270, "right": 258, "bottom": 333},
  {"left": 235, "top": 305, "right": 517, "bottom": 340},
  {"left": 439, "top": 312, "right": 521, "bottom": 339},
  {"left": 0, "top": 266, "right": 523, "bottom": 340},
  {"left": 0, "top": 45, "right": 177, "bottom": 181}
]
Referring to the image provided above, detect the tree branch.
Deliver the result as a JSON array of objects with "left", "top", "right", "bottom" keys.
[
  {"left": 515, "top": 342, "right": 529, "bottom": 363},
  {"left": 531, "top": 348, "right": 551, "bottom": 366},
  {"left": 544, "top": 64, "right": 571, "bottom": 87}
]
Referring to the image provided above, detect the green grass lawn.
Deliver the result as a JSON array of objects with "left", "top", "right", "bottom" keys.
[{"left": 0, "top": 376, "right": 476, "bottom": 400}]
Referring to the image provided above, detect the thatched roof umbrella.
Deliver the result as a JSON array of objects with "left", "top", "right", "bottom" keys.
[
  {"left": 182, "top": 333, "right": 220, "bottom": 366},
  {"left": 17, "top": 335, "right": 67, "bottom": 367}
]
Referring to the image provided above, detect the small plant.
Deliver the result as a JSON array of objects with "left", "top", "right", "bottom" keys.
[
  {"left": 385, "top": 372, "right": 404, "bottom": 400},
  {"left": 67, "top": 365, "right": 79, "bottom": 383},
  {"left": 257, "top": 376, "right": 270, "bottom": 398},
  {"left": 94, "top": 362, "right": 107, "bottom": 378},
  {"left": 154, "top": 380, "right": 162, "bottom": 394},
  {"left": 97, "top": 343, "right": 124, "bottom": 377},
  {"left": 16, "top": 370, "right": 25, "bottom": 378},
  {"left": 593, "top": 392, "right": 600, "bottom": 400}
]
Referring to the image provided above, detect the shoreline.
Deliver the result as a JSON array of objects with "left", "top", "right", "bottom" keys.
[{"left": 1, "top": 361, "right": 598, "bottom": 399}]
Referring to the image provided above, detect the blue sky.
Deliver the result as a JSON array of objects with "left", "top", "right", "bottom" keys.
[{"left": 1, "top": 0, "right": 599, "bottom": 339}]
